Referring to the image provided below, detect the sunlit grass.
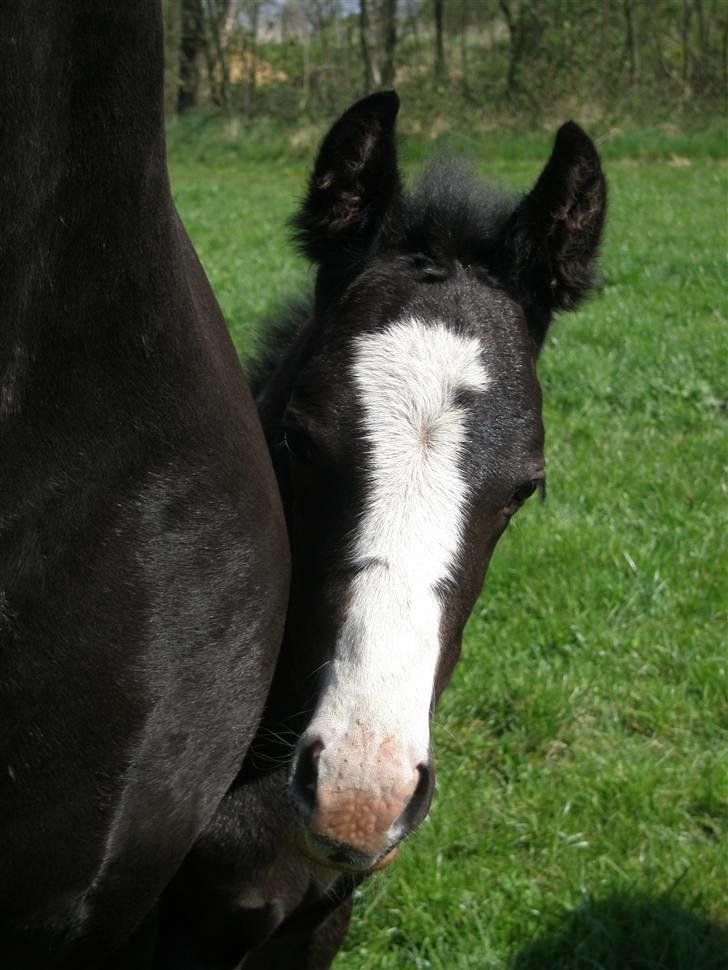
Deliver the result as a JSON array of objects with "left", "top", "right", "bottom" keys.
[{"left": 169, "top": 133, "right": 727, "bottom": 970}]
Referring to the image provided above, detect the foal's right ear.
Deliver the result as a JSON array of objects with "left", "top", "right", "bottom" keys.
[
  {"left": 292, "top": 91, "right": 401, "bottom": 266},
  {"left": 497, "top": 121, "right": 607, "bottom": 348}
]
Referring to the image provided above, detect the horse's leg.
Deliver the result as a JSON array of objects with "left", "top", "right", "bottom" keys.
[
  {"left": 96, "top": 907, "right": 159, "bottom": 970},
  {"left": 241, "top": 894, "right": 354, "bottom": 970}
]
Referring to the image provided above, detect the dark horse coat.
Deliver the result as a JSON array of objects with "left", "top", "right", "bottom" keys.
[{"left": 0, "top": 3, "right": 288, "bottom": 967}]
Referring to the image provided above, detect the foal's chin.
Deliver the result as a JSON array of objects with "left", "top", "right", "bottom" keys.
[{"left": 295, "top": 829, "right": 401, "bottom": 875}]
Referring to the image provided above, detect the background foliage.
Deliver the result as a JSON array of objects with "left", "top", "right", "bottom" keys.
[{"left": 162, "top": 0, "right": 727, "bottom": 134}]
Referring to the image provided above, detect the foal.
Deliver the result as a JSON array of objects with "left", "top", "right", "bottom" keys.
[{"left": 158, "top": 91, "right": 606, "bottom": 969}]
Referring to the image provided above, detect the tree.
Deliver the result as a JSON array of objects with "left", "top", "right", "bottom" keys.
[
  {"left": 623, "top": 0, "right": 638, "bottom": 87},
  {"left": 381, "top": 0, "right": 398, "bottom": 88},
  {"left": 498, "top": 0, "right": 541, "bottom": 102},
  {"left": 433, "top": 0, "right": 445, "bottom": 81},
  {"left": 202, "top": 0, "right": 234, "bottom": 110},
  {"left": 178, "top": 0, "right": 204, "bottom": 113},
  {"left": 241, "top": 0, "right": 262, "bottom": 116}
]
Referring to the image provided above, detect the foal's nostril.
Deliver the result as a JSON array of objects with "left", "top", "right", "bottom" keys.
[
  {"left": 290, "top": 736, "right": 324, "bottom": 818},
  {"left": 396, "top": 762, "right": 436, "bottom": 835}
]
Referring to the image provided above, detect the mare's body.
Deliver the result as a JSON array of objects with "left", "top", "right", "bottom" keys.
[
  {"left": 157, "top": 92, "right": 606, "bottom": 969},
  {"left": 0, "top": 3, "right": 288, "bottom": 966}
]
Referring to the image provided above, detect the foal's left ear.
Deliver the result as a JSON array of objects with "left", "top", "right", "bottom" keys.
[
  {"left": 498, "top": 122, "right": 607, "bottom": 347},
  {"left": 292, "top": 91, "right": 402, "bottom": 267}
]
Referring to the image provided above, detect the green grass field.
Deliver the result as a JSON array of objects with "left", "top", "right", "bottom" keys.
[{"left": 169, "top": 129, "right": 727, "bottom": 970}]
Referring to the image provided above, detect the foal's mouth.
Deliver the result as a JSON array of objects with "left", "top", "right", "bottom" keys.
[{"left": 295, "top": 829, "right": 400, "bottom": 874}]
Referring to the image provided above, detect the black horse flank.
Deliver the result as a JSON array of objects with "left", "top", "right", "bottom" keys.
[
  {"left": 0, "top": 3, "right": 288, "bottom": 967},
  {"left": 159, "top": 93, "right": 606, "bottom": 968}
]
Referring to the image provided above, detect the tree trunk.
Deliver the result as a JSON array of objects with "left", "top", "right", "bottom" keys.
[
  {"left": 433, "top": 0, "right": 445, "bottom": 81},
  {"left": 205, "top": 0, "right": 231, "bottom": 111},
  {"left": 623, "top": 0, "right": 637, "bottom": 86},
  {"left": 245, "top": 1, "right": 260, "bottom": 116},
  {"left": 381, "top": 0, "right": 398, "bottom": 87},
  {"left": 498, "top": 0, "right": 543, "bottom": 110},
  {"left": 178, "top": 0, "right": 204, "bottom": 113},
  {"left": 302, "top": 31, "right": 311, "bottom": 110},
  {"left": 499, "top": 0, "right": 518, "bottom": 96},
  {"left": 694, "top": 0, "right": 708, "bottom": 52},
  {"left": 360, "top": 0, "right": 375, "bottom": 92},
  {"left": 692, "top": 0, "right": 709, "bottom": 91},
  {"left": 681, "top": 0, "right": 693, "bottom": 84},
  {"left": 460, "top": 0, "right": 469, "bottom": 94}
]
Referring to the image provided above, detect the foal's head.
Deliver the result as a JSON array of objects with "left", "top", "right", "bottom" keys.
[{"left": 258, "top": 92, "right": 606, "bottom": 873}]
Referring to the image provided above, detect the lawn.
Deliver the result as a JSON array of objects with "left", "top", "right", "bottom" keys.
[{"left": 169, "top": 128, "right": 727, "bottom": 970}]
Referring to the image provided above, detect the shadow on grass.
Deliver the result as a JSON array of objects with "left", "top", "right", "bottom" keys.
[{"left": 509, "top": 892, "right": 728, "bottom": 970}]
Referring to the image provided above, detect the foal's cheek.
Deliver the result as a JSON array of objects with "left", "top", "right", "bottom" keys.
[
  {"left": 433, "top": 633, "right": 463, "bottom": 702},
  {"left": 431, "top": 514, "right": 506, "bottom": 699}
]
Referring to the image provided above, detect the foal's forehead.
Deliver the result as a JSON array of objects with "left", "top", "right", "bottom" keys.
[
  {"left": 351, "top": 317, "right": 490, "bottom": 403},
  {"left": 297, "top": 275, "right": 540, "bottom": 430},
  {"left": 346, "top": 311, "right": 544, "bottom": 477}
]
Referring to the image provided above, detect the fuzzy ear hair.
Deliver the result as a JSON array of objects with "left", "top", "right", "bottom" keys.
[
  {"left": 291, "top": 91, "right": 402, "bottom": 266},
  {"left": 499, "top": 122, "right": 607, "bottom": 346}
]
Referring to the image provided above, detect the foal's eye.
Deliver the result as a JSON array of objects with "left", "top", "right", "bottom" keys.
[
  {"left": 283, "top": 426, "right": 314, "bottom": 462},
  {"left": 505, "top": 478, "right": 543, "bottom": 515}
]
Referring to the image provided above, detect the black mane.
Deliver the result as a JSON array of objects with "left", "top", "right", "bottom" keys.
[
  {"left": 246, "top": 298, "right": 312, "bottom": 400},
  {"left": 398, "top": 157, "right": 517, "bottom": 266}
]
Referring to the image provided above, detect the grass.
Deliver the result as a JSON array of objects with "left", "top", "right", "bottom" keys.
[
  {"left": 166, "top": 111, "right": 728, "bottom": 170},
  {"left": 169, "top": 127, "right": 728, "bottom": 969}
]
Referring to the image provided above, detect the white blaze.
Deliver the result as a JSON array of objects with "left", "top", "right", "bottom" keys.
[{"left": 308, "top": 317, "right": 489, "bottom": 778}]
